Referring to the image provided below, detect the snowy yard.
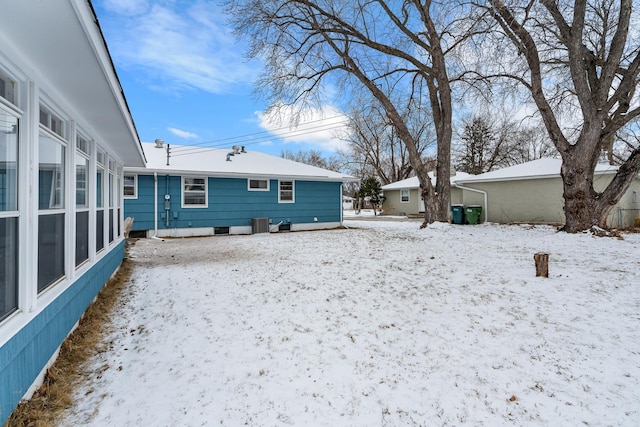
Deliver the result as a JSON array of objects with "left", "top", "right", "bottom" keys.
[{"left": 60, "top": 220, "right": 640, "bottom": 426}]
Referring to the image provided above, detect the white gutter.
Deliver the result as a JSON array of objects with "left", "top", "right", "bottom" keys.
[{"left": 453, "top": 183, "right": 489, "bottom": 223}]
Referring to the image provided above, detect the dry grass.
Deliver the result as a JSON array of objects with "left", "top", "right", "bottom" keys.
[{"left": 5, "top": 242, "right": 136, "bottom": 427}]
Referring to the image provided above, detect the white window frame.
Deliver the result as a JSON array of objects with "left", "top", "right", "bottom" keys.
[
  {"left": 400, "top": 189, "right": 410, "bottom": 203},
  {"left": 0, "top": 103, "right": 20, "bottom": 322},
  {"left": 182, "top": 176, "right": 208, "bottom": 208},
  {"left": 278, "top": 180, "right": 295, "bottom": 203},
  {"left": 37, "top": 126, "right": 67, "bottom": 293},
  {"left": 75, "top": 137, "right": 91, "bottom": 268},
  {"left": 123, "top": 174, "right": 137, "bottom": 198},
  {"left": 247, "top": 178, "right": 270, "bottom": 191}
]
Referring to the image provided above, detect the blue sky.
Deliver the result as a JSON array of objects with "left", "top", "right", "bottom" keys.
[{"left": 93, "top": 0, "right": 351, "bottom": 157}]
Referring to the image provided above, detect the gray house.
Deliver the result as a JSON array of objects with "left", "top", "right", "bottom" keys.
[
  {"left": 381, "top": 172, "right": 470, "bottom": 216},
  {"left": 382, "top": 158, "right": 640, "bottom": 227}
]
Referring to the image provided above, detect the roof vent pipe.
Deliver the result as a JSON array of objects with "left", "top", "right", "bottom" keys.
[
  {"left": 154, "top": 139, "right": 164, "bottom": 148},
  {"left": 232, "top": 145, "right": 240, "bottom": 154}
]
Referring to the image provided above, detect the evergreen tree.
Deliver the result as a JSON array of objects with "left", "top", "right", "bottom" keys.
[{"left": 359, "top": 177, "right": 385, "bottom": 215}]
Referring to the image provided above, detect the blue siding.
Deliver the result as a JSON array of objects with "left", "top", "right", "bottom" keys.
[
  {"left": 0, "top": 242, "right": 124, "bottom": 423},
  {"left": 125, "top": 175, "right": 342, "bottom": 231}
]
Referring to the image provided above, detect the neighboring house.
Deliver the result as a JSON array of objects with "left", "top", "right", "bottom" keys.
[
  {"left": 454, "top": 157, "right": 640, "bottom": 227},
  {"left": 0, "top": 1, "right": 145, "bottom": 423},
  {"left": 124, "top": 142, "right": 358, "bottom": 237},
  {"left": 381, "top": 172, "right": 471, "bottom": 216}
]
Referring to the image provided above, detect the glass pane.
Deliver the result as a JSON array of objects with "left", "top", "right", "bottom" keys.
[
  {"left": 77, "top": 135, "right": 89, "bottom": 155},
  {"left": 280, "top": 181, "right": 293, "bottom": 201},
  {"left": 184, "top": 193, "right": 206, "bottom": 205},
  {"left": 96, "top": 168, "right": 103, "bottom": 208},
  {"left": 0, "top": 72, "right": 15, "bottom": 104},
  {"left": 75, "top": 211, "right": 89, "bottom": 266},
  {"left": 39, "top": 134, "right": 65, "bottom": 210},
  {"left": 250, "top": 179, "right": 267, "bottom": 189},
  {"left": 0, "top": 111, "right": 18, "bottom": 211},
  {"left": 109, "top": 174, "right": 114, "bottom": 207},
  {"left": 123, "top": 175, "right": 135, "bottom": 196},
  {"left": 0, "top": 217, "right": 18, "bottom": 321},
  {"left": 38, "top": 213, "right": 65, "bottom": 292},
  {"left": 76, "top": 152, "right": 88, "bottom": 207},
  {"left": 117, "top": 208, "right": 121, "bottom": 237},
  {"left": 109, "top": 208, "right": 114, "bottom": 243},
  {"left": 96, "top": 209, "right": 104, "bottom": 251},
  {"left": 117, "top": 177, "right": 121, "bottom": 208}
]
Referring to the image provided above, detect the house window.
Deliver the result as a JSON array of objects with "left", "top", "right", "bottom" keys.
[
  {"left": 75, "top": 137, "right": 90, "bottom": 267},
  {"left": 278, "top": 180, "right": 294, "bottom": 203},
  {"left": 39, "top": 104, "right": 65, "bottom": 139},
  {"left": 96, "top": 150, "right": 105, "bottom": 252},
  {"left": 0, "top": 69, "right": 16, "bottom": 105},
  {"left": 401, "top": 189, "right": 410, "bottom": 203},
  {"left": 108, "top": 159, "right": 115, "bottom": 244},
  {"left": 38, "top": 132, "right": 66, "bottom": 292},
  {"left": 123, "top": 174, "right": 137, "bottom": 198},
  {"left": 248, "top": 179, "right": 269, "bottom": 191},
  {"left": 0, "top": 107, "right": 19, "bottom": 321},
  {"left": 182, "top": 177, "right": 207, "bottom": 207}
]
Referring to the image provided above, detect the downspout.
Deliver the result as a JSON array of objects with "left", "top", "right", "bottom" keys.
[
  {"left": 453, "top": 183, "right": 488, "bottom": 223},
  {"left": 151, "top": 172, "right": 163, "bottom": 241}
]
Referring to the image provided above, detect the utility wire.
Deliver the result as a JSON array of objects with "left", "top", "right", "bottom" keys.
[
  {"left": 169, "top": 115, "right": 349, "bottom": 155},
  {"left": 170, "top": 122, "right": 349, "bottom": 158}
]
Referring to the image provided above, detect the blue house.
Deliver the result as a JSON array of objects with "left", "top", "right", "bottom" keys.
[
  {"left": 124, "top": 142, "right": 357, "bottom": 236},
  {"left": 0, "top": 1, "right": 145, "bottom": 422}
]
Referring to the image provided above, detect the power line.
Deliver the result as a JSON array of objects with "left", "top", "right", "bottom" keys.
[
  {"left": 170, "top": 122, "right": 350, "bottom": 158},
  {"left": 169, "top": 115, "right": 349, "bottom": 155}
]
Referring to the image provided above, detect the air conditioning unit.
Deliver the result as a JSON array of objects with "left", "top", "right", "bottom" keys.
[{"left": 252, "top": 217, "right": 269, "bottom": 234}]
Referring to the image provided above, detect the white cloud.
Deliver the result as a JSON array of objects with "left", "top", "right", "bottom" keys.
[
  {"left": 256, "top": 104, "right": 352, "bottom": 153},
  {"left": 103, "top": 0, "right": 149, "bottom": 16},
  {"left": 100, "top": 1, "right": 258, "bottom": 94},
  {"left": 168, "top": 127, "right": 198, "bottom": 139}
]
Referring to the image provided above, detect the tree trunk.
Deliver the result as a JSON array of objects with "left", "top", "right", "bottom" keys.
[
  {"left": 560, "top": 143, "right": 640, "bottom": 232},
  {"left": 534, "top": 252, "right": 549, "bottom": 278}
]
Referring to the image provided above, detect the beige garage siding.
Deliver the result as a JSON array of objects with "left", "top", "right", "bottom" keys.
[
  {"left": 382, "top": 188, "right": 421, "bottom": 215},
  {"left": 461, "top": 178, "right": 565, "bottom": 225}
]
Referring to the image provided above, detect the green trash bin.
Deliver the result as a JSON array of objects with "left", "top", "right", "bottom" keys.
[
  {"left": 465, "top": 205, "right": 482, "bottom": 224},
  {"left": 451, "top": 204, "right": 465, "bottom": 224}
]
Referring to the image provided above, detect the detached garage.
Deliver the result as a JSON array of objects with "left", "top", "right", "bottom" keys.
[{"left": 454, "top": 158, "right": 640, "bottom": 228}]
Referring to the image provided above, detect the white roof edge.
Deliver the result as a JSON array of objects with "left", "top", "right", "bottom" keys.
[
  {"left": 455, "top": 168, "right": 620, "bottom": 184},
  {"left": 124, "top": 167, "right": 360, "bottom": 182}
]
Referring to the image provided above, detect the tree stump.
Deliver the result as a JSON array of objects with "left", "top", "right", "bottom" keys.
[{"left": 534, "top": 252, "right": 549, "bottom": 278}]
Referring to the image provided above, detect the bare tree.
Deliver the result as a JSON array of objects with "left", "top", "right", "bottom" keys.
[
  {"left": 342, "top": 93, "right": 435, "bottom": 185},
  {"left": 453, "top": 114, "right": 558, "bottom": 173},
  {"left": 280, "top": 149, "right": 343, "bottom": 172},
  {"left": 486, "top": 0, "right": 640, "bottom": 232},
  {"left": 226, "top": 0, "right": 487, "bottom": 226},
  {"left": 510, "top": 124, "right": 558, "bottom": 163}
]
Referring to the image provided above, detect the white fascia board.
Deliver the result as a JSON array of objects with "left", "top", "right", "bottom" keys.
[{"left": 124, "top": 167, "right": 358, "bottom": 183}]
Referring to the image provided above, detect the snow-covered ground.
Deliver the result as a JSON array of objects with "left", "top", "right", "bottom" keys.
[{"left": 60, "top": 220, "right": 640, "bottom": 426}]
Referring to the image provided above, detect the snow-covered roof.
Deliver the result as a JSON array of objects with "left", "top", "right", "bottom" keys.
[
  {"left": 126, "top": 142, "right": 358, "bottom": 182},
  {"left": 381, "top": 171, "right": 472, "bottom": 190},
  {"left": 455, "top": 157, "right": 619, "bottom": 183}
]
